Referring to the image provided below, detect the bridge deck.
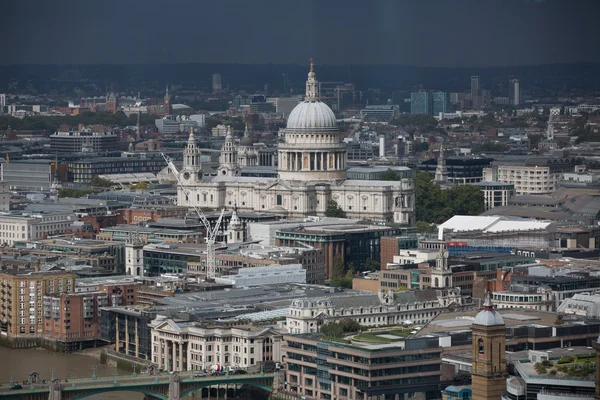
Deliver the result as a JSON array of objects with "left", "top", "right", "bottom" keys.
[{"left": 0, "top": 372, "right": 275, "bottom": 397}]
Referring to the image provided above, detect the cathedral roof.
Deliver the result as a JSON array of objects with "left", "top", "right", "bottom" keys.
[
  {"left": 286, "top": 60, "right": 338, "bottom": 131},
  {"left": 473, "top": 292, "right": 504, "bottom": 326}
]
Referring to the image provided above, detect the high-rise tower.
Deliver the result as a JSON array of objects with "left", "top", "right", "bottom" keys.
[
  {"left": 471, "top": 76, "right": 481, "bottom": 108},
  {"left": 471, "top": 293, "right": 507, "bottom": 400}
]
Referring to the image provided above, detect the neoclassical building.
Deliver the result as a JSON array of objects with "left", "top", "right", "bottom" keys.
[
  {"left": 177, "top": 62, "right": 415, "bottom": 224},
  {"left": 286, "top": 288, "right": 466, "bottom": 334},
  {"left": 150, "top": 316, "right": 284, "bottom": 371}
]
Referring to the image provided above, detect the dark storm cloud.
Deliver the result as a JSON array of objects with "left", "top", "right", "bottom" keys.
[{"left": 1, "top": 0, "right": 598, "bottom": 67}]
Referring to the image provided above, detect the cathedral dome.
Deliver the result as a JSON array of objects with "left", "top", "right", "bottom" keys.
[
  {"left": 286, "top": 100, "right": 337, "bottom": 130},
  {"left": 473, "top": 293, "right": 504, "bottom": 326}
]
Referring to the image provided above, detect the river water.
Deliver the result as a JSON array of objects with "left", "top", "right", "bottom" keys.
[{"left": 0, "top": 346, "right": 143, "bottom": 400}]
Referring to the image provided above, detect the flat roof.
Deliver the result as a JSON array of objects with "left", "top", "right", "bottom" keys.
[{"left": 417, "top": 308, "right": 561, "bottom": 336}]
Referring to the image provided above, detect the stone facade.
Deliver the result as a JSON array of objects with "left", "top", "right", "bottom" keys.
[
  {"left": 176, "top": 64, "right": 415, "bottom": 225},
  {"left": 287, "top": 288, "right": 465, "bottom": 334},
  {"left": 149, "top": 317, "right": 283, "bottom": 371}
]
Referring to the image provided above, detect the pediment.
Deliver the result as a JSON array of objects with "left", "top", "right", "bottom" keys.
[
  {"left": 156, "top": 319, "right": 181, "bottom": 334},
  {"left": 265, "top": 180, "right": 293, "bottom": 191}
]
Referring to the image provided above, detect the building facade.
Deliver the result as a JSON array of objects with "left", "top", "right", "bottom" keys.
[
  {"left": 411, "top": 92, "right": 433, "bottom": 115},
  {"left": 50, "top": 130, "right": 119, "bottom": 155},
  {"left": 473, "top": 181, "right": 515, "bottom": 210},
  {"left": 283, "top": 334, "right": 444, "bottom": 400},
  {"left": 0, "top": 212, "right": 74, "bottom": 246},
  {"left": 286, "top": 288, "right": 464, "bottom": 334},
  {"left": 176, "top": 63, "right": 415, "bottom": 226},
  {"left": 0, "top": 269, "right": 75, "bottom": 338},
  {"left": 150, "top": 317, "right": 283, "bottom": 371}
]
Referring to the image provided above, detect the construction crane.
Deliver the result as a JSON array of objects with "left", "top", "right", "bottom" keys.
[{"left": 161, "top": 152, "right": 224, "bottom": 280}]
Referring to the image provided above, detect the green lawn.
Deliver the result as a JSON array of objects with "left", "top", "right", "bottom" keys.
[{"left": 352, "top": 329, "right": 413, "bottom": 343}]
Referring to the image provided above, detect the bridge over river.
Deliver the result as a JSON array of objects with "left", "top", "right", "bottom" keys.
[{"left": 0, "top": 371, "right": 275, "bottom": 400}]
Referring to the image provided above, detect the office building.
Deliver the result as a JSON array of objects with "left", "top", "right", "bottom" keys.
[
  {"left": 432, "top": 91, "right": 449, "bottom": 115},
  {"left": 0, "top": 269, "right": 76, "bottom": 339},
  {"left": 283, "top": 333, "right": 444, "bottom": 400},
  {"left": 67, "top": 155, "right": 166, "bottom": 184},
  {"left": 212, "top": 73, "right": 222, "bottom": 94},
  {"left": 276, "top": 223, "right": 409, "bottom": 277},
  {"left": 49, "top": 130, "right": 119, "bottom": 155},
  {"left": 0, "top": 211, "right": 74, "bottom": 246},
  {"left": 509, "top": 79, "right": 520, "bottom": 106},
  {"left": 0, "top": 94, "right": 5, "bottom": 112},
  {"left": 2, "top": 160, "right": 53, "bottom": 191},
  {"left": 471, "top": 76, "right": 481, "bottom": 108},
  {"left": 359, "top": 105, "right": 399, "bottom": 121},
  {"left": 472, "top": 181, "right": 515, "bottom": 210},
  {"left": 411, "top": 92, "right": 433, "bottom": 115},
  {"left": 418, "top": 157, "right": 493, "bottom": 185},
  {"left": 266, "top": 97, "right": 301, "bottom": 115},
  {"left": 287, "top": 288, "right": 464, "bottom": 334},
  {"left": 100, "top": 306, "right": 156, "bottom": 360}
]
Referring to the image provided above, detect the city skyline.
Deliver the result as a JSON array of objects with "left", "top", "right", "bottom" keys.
[{"left": 2, "top": 0, "right": 599, "bottom": 67}]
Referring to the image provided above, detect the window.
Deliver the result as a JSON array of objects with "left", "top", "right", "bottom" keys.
[{"left": 276, "top": 195, "right": 283, "bottom": 206}]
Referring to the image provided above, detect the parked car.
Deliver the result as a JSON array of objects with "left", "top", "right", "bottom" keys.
[
  {"left": 10, "top": 384, "right": 23, "bottom": 390},
  {"left": 194, "top": 373, "right": 206, "bottom": 377},
  {"left": 233, "top": 369, "right": 247, "bottom": 375}
]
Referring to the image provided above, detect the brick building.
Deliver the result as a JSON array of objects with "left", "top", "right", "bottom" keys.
[{"left": 0, "top": 268, "right": 75, "bottom": 338}]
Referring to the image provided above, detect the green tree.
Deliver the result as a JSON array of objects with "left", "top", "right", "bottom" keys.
[
  {"left": 331, "top": 255, "right": 345, "bottom": 279},
  {"left": 321, "top": 319, "right": 362, "bottom": 337},
  {"left": 325, "top": 200, "right": 347, "bottom": 218},
  {"left": 365, "top": 259, "right": 380, "bottom": 272},
  {"left": 414, "top": 170, "right": 484, "bottom": 224},
  {"left": 380, "top": 169, "right": 400, "bottom": 181},
  {"left": 58, "top": 188, "right": 100, "bottom": 198},
  {"left": 416, "top": 221, "right": 436, "bottom": 234},
  {"left": 90, "top": 176, "right": 114, "bottom": 188}
]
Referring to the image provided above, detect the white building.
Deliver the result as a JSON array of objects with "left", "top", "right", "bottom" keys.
[
  {"left": 248, "top": 217, "right": 358, "bottom": 246},
  {"left": 177, "top": 62, "right": 415, "bottom": 225},
  {"left": 492, "top": 164, "right": 558, "bottom": 195},
  {"left": 472, "top": 181, "right": 515, "bottom": 210},
  {"left": 215, "top": 264, "right": 306, "bottom": 287},
  {"left": 287, "top": 288, "right": 464, "bottom": 334},
  {"left": 0, "top": 212, "right": 74, "bottom": 246},
  {"left": 150, "top": 317, "right": 283, "bottom": 371}
]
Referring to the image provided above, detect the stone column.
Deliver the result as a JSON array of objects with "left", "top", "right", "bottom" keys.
[
  {"left": 125, "top": 317, "right": 129, "bottom": 356},
  {"left": 168, "top": 371, "right": 181, "bottom": 400},
  {"left": 115, "top": 315, "right": 120, "bottom": 353},
  {"left": 135, "top": 320, "right": 139, "bottom": 358},
  {"left": 179, "top": 342, "right": 184, "bottom": 371},
  {"left": 158, "top": 339, "right": 163, "bottom": 369},
  {"left": 48, "top": 379, "right": 62, "bottom": 400},
  {"left": 172, "top": 341, "right": 177, "bottom": 371}
]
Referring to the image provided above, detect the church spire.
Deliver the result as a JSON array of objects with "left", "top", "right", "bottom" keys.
[{"left": 305, "top": 57, "right": 319, "bottom": 101}]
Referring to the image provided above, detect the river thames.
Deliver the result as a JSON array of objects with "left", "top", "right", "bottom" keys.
[{"left": 0, "top": 346, "right": 144, "bottom": 399}]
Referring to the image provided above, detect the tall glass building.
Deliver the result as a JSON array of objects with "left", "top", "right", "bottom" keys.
[
  {"left": 410, "top": 92, "right": 433, "bottom": 115},
  {"left": 432, "top": 91, "right": 449, "bottom": 115}
]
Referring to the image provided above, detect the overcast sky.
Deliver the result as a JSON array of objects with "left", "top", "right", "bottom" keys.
[{"left": 1, "top": 0, "right": 598, "bottom": 67}]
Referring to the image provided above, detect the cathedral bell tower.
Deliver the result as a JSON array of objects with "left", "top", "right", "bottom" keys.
[
  {"left": 471, "top": 293, "right": 507, "bottom": 400},
  {"left": 181, "top": 128, "right": 202, "bottom": 184},
  {"left": 217, "top": 126, "right": 240, "bottom": 177}
]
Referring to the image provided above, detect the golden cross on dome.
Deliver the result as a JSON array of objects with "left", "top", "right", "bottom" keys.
[{"left": 309, "top": 57, "right": 314, "bottom": 72}]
